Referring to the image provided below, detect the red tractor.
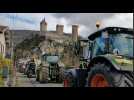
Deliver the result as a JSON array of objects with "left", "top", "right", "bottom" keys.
[{"left": 64, "top": 27, "right": 134, "bottom": 87}]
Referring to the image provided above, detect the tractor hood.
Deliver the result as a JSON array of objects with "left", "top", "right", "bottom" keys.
[
  {"left": 101, "top": 54, "right": 133, "bottom": 71},
  {"left": 42, "top": 62, "right": 49, "bottom": 67}
]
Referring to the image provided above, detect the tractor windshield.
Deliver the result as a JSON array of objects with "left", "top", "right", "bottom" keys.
[
  {"left": 46, "top": 56, "right": 59, "bottom": 63},
  {"left": 42, "top": 54, "right": 59, "bottom": 63},
  {"left": 112, "top": 33, "right": 133, "bottom": 58},
  {"left": 93, "top": 33, "right": 133, "bottom": 59}
]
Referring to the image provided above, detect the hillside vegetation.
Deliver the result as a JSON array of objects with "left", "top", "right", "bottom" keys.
[{"left": 14, "top": 34, "right": 45, "bottom": 59}]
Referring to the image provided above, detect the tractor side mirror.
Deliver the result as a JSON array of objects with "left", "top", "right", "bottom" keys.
[
  {"left": 88, "top": 41, "right": 93, "bottom": 50},
  {"left": 87, "top": 41, "right": 94, "bottom": 59}
]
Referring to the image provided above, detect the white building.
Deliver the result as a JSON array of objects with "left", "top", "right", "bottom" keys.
[{"left": 0, "top": 25, "right": 10, "bottom": 58}]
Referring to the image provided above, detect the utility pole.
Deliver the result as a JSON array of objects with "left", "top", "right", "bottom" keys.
[
  {"left": 8, "top": 13, "right": 16, "bottom": 87},
  {"left": 10, "top": 14, "right": 15, "bottom": 67}
]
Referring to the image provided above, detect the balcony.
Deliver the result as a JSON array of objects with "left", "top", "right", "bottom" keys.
[{"left": 5, "top": 37, "right": 10, "bottom": 41}]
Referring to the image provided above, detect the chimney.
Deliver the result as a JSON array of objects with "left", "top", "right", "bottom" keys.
[
  {"left": 40, "top": 18, "right": 47, "bottom": 32},
  {"left": 72, "top": 25, "right": 79, "bottom": 41},
  {"left": 56, "top": 24, "right": 64, "bottom": 34}
]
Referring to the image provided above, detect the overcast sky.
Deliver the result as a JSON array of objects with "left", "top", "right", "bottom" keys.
[{"left": 0, "top": 13, "right": 133, "bottom": 37}]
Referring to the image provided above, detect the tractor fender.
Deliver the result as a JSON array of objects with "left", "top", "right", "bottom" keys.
[
  {"left": 88, "top": 55, "right": 121, "bottom": 71},
  {"left": 65, "top": 68, "right": 78, "bottom": 79}
]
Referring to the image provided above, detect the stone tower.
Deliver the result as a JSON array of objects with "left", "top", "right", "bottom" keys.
[
  {"left": 72, "top": 25, "right": 79, "bottom": 41},
  {"left": 40, "top": 17, "right": 47, "bottom": 32},
  {"left": 56, "top": 24, "right": 64, "bottom": 35}
]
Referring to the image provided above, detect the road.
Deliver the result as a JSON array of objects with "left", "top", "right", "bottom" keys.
[{"left": 15, "top": 72, "right": 63, "bottom": 87}]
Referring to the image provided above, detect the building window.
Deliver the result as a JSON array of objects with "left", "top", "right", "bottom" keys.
[
  {"left": 1, "top": 44, "right": 3, "bottom": 54},
  {"left": 0, "top": 43, "right": 3, "bottom": 54},
  {"left": 1, "top": 45, "right": 3, "bottom": 54},
  {"left": 1, "top": 45, "right": 5, "bottom": 54},
  {"left": 6, "top": 42, "right": 9, "bottom": 48}
]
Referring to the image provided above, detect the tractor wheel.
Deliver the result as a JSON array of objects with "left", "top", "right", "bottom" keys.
[
  {"left": 36, "top": 70, "right": 39, "bottom": 81},
  {"left": 63, "top": 72, "right": 76, "bottom": 87},
  {"left": 87, "top": 64, "right": 134, "bottom": 87},
  {"left": 57, "top": 67, "right": 65, "bottom": 83},
  {"left": 39, "top": 67, "right": 49, "bottom": 83}
]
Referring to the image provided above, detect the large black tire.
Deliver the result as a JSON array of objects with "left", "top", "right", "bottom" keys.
[
  {"left": 39, "top": 67, "right": 49, "bottom": 83},
  {"left": 56, "top": 67, "right": 65, "bottom": 83},
  {"left": 87, "top": 64, "right": 134, "bottom": 87},
  {"left": 36, "top": 70, "right": 39, "bottom": 81},
  {"left": 63, "top": 71, "right": 77, "bottom": 87}
]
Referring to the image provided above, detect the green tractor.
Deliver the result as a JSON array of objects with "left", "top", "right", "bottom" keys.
[
  {"left": 36, "top": 53, "right": 65, "bottom": 83},
  {"left": 64, "top": 27, "right": 134, "bottom": 87}
]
